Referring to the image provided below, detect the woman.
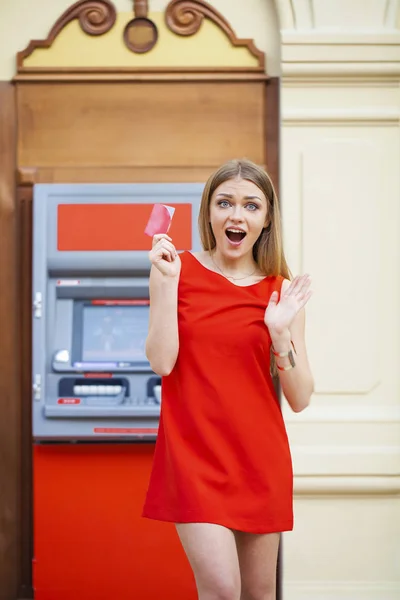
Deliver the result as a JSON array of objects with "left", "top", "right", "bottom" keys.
[{"left": 143, "top": 159, "right": 314, "bottom": 600}]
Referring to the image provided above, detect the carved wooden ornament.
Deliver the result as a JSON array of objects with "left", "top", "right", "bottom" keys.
[
  {"left": 124, "top": 0, "right": 159, "bottom": 54},
  {"left": 165, "top": 0, "right": 264, "bottom": 68},
  {"left": 17, "top": 0, "right": 117, "bottom": 67}
]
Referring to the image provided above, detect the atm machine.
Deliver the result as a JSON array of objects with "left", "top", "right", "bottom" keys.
[{"left": 32, "top": 183, "right": 203, "bottom": 600}]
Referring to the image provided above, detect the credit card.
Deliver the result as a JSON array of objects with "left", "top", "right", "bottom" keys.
[{"left": 144, "top": 204, "right": 175, "bottom": 237}]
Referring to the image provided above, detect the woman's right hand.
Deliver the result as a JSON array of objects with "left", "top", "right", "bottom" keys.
[{"left": 149, "top": 234, "right": 181, "bottom": 278}]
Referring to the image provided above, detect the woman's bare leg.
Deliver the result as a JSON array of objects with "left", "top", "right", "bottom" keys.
[
  {"left": 234, "top": 531, "right": 280, "bottom": 600},
  {"left": 176, "top": 523, "right": 241, "bottom": 600}
]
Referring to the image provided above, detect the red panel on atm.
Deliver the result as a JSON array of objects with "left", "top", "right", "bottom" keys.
[
  {"left": 33, "top": 444, "right": 197, "bottom": 600},
  {"left": 57, "top": 203, "right": 192, "bottom": 251}
]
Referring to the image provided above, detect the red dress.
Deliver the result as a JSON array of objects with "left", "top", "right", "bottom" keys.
[{"left": 142, "top": 251, "right": 293, "bottom": 534}]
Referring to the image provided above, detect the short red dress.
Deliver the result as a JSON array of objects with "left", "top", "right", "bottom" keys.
[{"left": 142, "top": 251, "right": 293, "bottom": 534}]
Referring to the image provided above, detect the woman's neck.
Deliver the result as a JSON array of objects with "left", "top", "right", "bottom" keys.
[{"left": 210, "top": 249, "right": 258, "bottom": 277}]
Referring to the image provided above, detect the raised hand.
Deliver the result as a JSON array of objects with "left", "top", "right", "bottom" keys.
[
  {"left": 149, "top": 234, "right": 181, "bottom": 278},
  {"left": 264, "top": 275, "right": 312, "bottom": 336}
]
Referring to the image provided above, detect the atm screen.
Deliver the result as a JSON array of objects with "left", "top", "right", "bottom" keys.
[{"left": 72, "top": 301, "right": 150, "bottom": 367}]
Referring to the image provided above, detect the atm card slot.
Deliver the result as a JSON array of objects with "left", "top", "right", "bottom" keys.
[{"left": 43, "top": 405, "right": 161, "bottom": 418}]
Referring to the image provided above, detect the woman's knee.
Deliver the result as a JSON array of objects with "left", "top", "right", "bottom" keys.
[
  {"left": 240, "top": 581, "right": 276, "bottom": 600},
  {"left": 176, "top": 523, "right": 241, "bottom": 600},
  {"left": 199, "top": 576, "right": 240, "bottom": 600}
]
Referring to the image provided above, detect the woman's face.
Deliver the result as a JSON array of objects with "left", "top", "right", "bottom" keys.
[{"left": 209, "top": 177, "right": 268, "bottom": 258}]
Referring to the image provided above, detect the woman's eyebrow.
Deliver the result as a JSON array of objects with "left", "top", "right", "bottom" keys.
[
  {"left": 244, "top": 195, "right": 263, "bottom": 201},
  {"left": 215, "top": 193, "right": 263, "bottom": 201}
]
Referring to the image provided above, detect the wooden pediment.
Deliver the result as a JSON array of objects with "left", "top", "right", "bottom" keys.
[{"left": 15, "top": 0, "right": 266, "bottom": 81}]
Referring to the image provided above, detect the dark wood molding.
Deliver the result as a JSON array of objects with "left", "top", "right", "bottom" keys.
[
  {"left": 0, "top": 82, "right": 20, "bottom": 599},
  {"left": 14, "top": 69, "right": 268, "bottom": 83},
  {"left": 265, "top": 77, "right": 280, "bottom": 199},
  {"left": 15, "top": 66, "right": 264, "bottom": 74},
  {"left": 17, "top": 0, "right": 117, "bottom": 69},
  {"left": 17, "top": 168, "right": 38, "bottom": 187},
  {"left": 165, "top": 0, "right": 265, "bottom": 70},
  {"left": 265, "top": 77, "right": 282, "bottom": 600},
  {"left": 16, "top": 183, "right": 34, "bottom": 600}
]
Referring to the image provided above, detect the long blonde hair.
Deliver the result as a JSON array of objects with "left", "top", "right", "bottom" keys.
[{"left": 198, "top": 159, "right": 291, "bottom": 278}]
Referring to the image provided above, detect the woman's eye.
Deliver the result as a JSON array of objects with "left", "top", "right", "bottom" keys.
[
  {"left": 218, "top": 200, "right": 231, "bottom": 208},
  {"left": 246, "top": 203, "right": 259, "bottom": 211}
]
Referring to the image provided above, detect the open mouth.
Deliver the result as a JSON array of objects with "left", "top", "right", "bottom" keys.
[{"left": 225, "top": 228, "right": 247, "bottom": 243}]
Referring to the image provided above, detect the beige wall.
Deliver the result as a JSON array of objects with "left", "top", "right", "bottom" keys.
[
  {"left": 279, "top": 1, "right": 400, "bottom": 598},
  {"left": 0, "top": 0, "right": 399, "bottom": 598}
]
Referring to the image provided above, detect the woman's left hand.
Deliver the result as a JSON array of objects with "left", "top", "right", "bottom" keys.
[{"left": 264, "top": 275, "right": 312, "bottom": 336}]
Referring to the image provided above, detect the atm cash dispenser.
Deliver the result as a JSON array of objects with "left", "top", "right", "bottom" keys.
[{"left": 32, "top": 184, "right": 202, "bottom": 600}]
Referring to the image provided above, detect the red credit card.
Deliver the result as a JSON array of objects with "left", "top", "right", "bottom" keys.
[{"left": 144, "top": 204, "right": 175, "bottom": 237}]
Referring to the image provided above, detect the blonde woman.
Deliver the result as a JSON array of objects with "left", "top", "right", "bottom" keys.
[{"left": 143, "top": 159, "right": 314, "bottom": 600}]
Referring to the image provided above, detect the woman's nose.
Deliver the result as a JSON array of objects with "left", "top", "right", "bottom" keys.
[{"left": 231, "top": 205, "right": 244, "bottom": 220}]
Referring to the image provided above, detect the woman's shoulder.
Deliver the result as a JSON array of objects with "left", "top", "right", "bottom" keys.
[
  {"left": 177, "top": 250, "right": 196, "bottom": 277},
  {"left": 280, "top": 277, "right": 291, "bottom": 291},
  {"left": 179, "top": 250, "right": 210, "bottom": 270},
  {"left": 263, "top": 274, "right": 289, "bottom": 295},
  {"left": 180, "top": 250, "right": 206, "bottom": 261}
]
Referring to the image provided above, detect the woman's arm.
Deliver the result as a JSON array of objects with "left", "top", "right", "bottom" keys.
[
  {"left": 271, "top": 308, "right": 314, "bottom": 412},
  {"left": 266, "top": 277, "right": 314, "bottom": 413},
  {"left": 145, "top": 235, "right": 180, "bottom": 376}
]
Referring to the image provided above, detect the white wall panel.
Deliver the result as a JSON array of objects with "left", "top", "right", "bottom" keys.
[
  {"left": 302, "top": 138, "right": 381, "bottom": 393},
  {"left": 284, "top": 495, "right": 400, "bottom": 598},
  {"left": 280, "top": 5, "right": 400, "bottom": 590}
]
